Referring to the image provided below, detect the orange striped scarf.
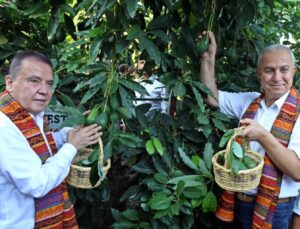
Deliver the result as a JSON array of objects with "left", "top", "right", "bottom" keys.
[
  {"left": 215, "top": 88, "right": 300, "bottom": 228},
  {"left": 0, "top": 90, "right": 78, "bottom": 229}
]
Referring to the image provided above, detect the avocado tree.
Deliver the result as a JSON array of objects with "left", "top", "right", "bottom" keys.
[{"left": 0, "top": 0, "right": 299, "bottom": 228}]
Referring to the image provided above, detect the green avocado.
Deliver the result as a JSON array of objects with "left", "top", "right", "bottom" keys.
[
  {"left": 195, "top": 36, "right": 209, "bottom": 55},
  {"left": 86, "top": 106, "right": 100, "bottom": 125}
]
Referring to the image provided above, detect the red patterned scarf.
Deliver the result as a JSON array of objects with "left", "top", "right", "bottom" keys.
[
  {"left": 0, "top": 90, "right": 77, "bottom": 229},
  {"left": 215, "top": 88, "right": 300, "bottom": 228}
]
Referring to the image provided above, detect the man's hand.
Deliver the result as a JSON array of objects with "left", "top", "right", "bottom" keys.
[
  {"left": 240, "top": 118, "right": 268, "bottom": 142},
  {"left": 67, "top": 124, "right": 102, "bottom": 150},
  {"left": 200, "top": 31, "right": 217, "bottom": 61}
]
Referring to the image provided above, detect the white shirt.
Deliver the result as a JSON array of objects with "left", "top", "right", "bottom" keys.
[
  {"left": 135, "top": 74, "right": 169, "bottom": 116},
  {"left": 219, "top": 90, "right": 300, "bottom": 198},
  {"left": 0, "top": 111, "right": 77, "bottom": 229}
]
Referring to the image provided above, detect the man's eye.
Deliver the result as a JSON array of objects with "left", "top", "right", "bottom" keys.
[
  {"left": 29, "top": 79, "right": 39, "bottom": 83},
  {"left": 264, "top": 69, "right": 272, "bottom": 74}
]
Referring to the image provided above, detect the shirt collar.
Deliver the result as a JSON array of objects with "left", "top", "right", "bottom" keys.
[
  {"left": 261, "top": 90, "right": 290, "bottom": 110},
  {"left": 29, "top": 111, "right": 45, "bottom": 123}
]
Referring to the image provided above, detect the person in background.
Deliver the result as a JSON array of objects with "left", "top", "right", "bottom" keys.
[
  {"left": 0, "top": 50, "right": 101, "bottom": 228},
  {"left": 200, "top": 31, "right": 300, "bottom": 228},
  {"left": 118, "top": 60, "right": 146, "bottom": 79},
  {"left": 135, "top": 61, "right": 169, "bottom": 119}
]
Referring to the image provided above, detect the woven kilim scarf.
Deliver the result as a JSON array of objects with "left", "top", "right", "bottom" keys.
[
  {"left": 0, "top": 90, "right": 78, "bottom": 229},
  {"left": 215, "top": 88, "right": 300, "bottom": 228}
]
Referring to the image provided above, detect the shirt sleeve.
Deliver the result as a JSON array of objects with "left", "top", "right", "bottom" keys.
[
  {"left": 51, "top": 127, "right": 73, "bottom": 149},
  {"left": 288, "top": 116, "right": 300, "bottom": 159},
  {"left": 0, "top": 126, "right": 77, "bottom": 198},
  {"left": 160, "top": 86, "right": 168, "bottom": 112},
  {"left": 219, "top": 90, "right": 260, "bottom": 119}
]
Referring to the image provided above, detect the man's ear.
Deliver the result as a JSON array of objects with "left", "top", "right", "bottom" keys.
[{"left": 5, "top": 75, "right": 13, "bottom": 92}]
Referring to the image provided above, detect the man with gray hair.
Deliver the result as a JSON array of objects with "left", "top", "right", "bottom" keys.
[
  {"left": 200, "top": 31, "right": 300, "bottom": 228},
  {"left": 0, "top": 50, "right": 101, "bottom": 228}
]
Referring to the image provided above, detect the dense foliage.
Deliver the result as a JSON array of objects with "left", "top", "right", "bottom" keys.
[{"left": 0, "top": 0, "right": 299, "bottom": 228}]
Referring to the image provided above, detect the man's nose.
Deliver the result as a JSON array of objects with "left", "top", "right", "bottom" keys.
[
  {"left": 272, "top": 69, "right": 282, "bottom": 81},
  {"left": 38, "top": 82, "right": 50, "bottom": 94}
]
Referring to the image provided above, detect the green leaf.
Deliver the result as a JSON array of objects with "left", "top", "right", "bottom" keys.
[
  {"left": 112, "top": 221, "right": 137, "bottom": 229},
  {"left": 168, "top": 175, "right": 204, "bottom": 188},
  {"left": 153, "top": 208, "right": 171, "bottom": 219},
  {"left": 192, "top": 86, "right": 205, "bottom": 112},
  {"left": 116, "top": 107, "right": 132, "bottom": 118},
  {"left": 118, "top": 86, "right": 136, "bottom": 117},
  {"left": 231, "top": 158, "right": 242, "bottom": 175},
  {"left": 58, "top": 92, "right": 75, "bottom": 107},
  {"left": 211, "top": 111, "right": 230, "bottom": 121},
  {"left": 125, "top": 0, "right": 138, "bottom": 18},
  {"left": 212, "top": 118, "right": 226, "bottom": 131},
  {"left": 152, "top": 137, "right": 164, "bottom": 156},
  {"left": 198, "top": 158, "right": 212, "bottom": 178},
  {"left": 87, "top": 148, "right": 99, "bottom": 164},
  {"left": 139, "top": 36, "right": 161, "bottom": 65},
  {"left": 204, "top": 142, "right": 214, "bottom": 170},
  {"left": 122, "top": 209, "right": 140, "bottom": 221},
  {"left": 174, "top": 180, "right": 184, "bottom": 198},
  {"left": 111, "top": 208, "right": 124, "bottom": 221},
  {"left": 170, "top": 202, "right": 180, "bottom": 215},
  {"left": 197, "top": 111, "right": 209, "bottom": 125},
  {"left": 183, "top": 215, "right": 194, "bottom": 229},
  {"left": 231, "top": 141, "right": 244, "bottom": 158},
  {"left": 191, "top": 81, "right": 213, "bottom": 97},
  {"left": 147, "top": 15, "right": 171, "bottom": 30},
  {"left": 0, "top": 36, "right": 8, "bottom": 45},
  {"left": 178, "top": 147, "right": 199, "bottom": 172},
  {"left": 191, "top": 198, "right": 202, "bottom": 209},
  {"left": 94, "top": 112, "right": 109, "bottom": 128},
  {"left": 152, "top": 155, "right": 169, "bottom": 175},
  {"left": 90, "top": 162, "right": 100, "bottom": 186},
  {"left": 219, "top": 129, "right": 234, "bottom": 148},
  {"left": 183, "top": 186, "right": 206, "bottom": 198},
  {"left": 119, "top": 80, "right": 146, "bottom": 95},
  {"left": 202, "top": 191, "right": 217, "bottom": 213},
  {"left": 149, "top": 193, "right": 172, "bottom": 210},
  {"left": 146, "top": 139, "right": 156, "bottom": 155},
  {"left": 173, "top": 81, "right": 186, "bottom": 96},
  {"left": 47, "top": 8, "right": 60, "bottom": 40},
  {"left": 88, "top": 37, "right": 103, "bottom": 65},
  {"left": 127, "top": 25, "right": 143, "bottom": 40},
  {"left": 80, "top": 87, "right": 101, "bottom": 104},
  {"left": 154, "top": 173, "right": 168, "bottom": 184},
  {"left": 120, "top": 185, "right": 139, "bottom": 202}
]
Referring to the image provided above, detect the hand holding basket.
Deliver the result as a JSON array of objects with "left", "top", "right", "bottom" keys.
[{"left": 212, "top": 128, "right": 264, "bottom": 192}]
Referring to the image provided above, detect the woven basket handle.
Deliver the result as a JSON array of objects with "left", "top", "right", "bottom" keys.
[
  {"left": 224, "top": 127, "right": 250, "bottom": 169},
  {"left": 98, "top": 137, "right": 104, "bottom": 166}
]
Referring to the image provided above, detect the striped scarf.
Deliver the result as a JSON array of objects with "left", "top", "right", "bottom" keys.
[
  {"left": 215, "top": 88, "right": 300, "bottom": 228},
  {"left": 0, "top": 90, "right": 78, "bottom": 229}
]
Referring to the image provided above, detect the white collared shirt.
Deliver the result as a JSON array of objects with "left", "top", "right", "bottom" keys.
[
  {"left": 0, "top": 111, "right": 77, "bottom": 229},
  {"left": 219, "top": 90, "right": 300, "bottom": 198},
  {"left": 135, "top": 74, "right": 169, "bottom": 114}
]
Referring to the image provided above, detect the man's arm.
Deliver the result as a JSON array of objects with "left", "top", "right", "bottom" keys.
[
  {"left": 240, "top": 118, "right": 300, "bottom": 181},
  {"left": 199, "top": 31, "right": 219, "bottom": 108}
]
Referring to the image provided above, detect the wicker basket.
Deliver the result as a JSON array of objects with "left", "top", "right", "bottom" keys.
[
  {"left": 212, "top": 128, "right": 264, "bottom": 192},
  {"left": 67, "top": 137, "right": 111, "bottom": 189}
]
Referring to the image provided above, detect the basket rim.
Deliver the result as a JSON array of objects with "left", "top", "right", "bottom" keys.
[{"left": 70, "top": 158, "right": 112, "bottom": 171}]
